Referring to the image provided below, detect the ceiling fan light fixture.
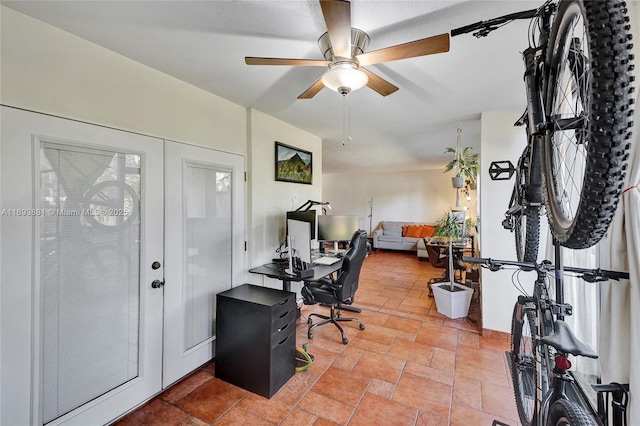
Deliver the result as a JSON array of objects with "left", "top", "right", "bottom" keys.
[{"left": 321, "top": 62, "right": 368, "bottom": 95}]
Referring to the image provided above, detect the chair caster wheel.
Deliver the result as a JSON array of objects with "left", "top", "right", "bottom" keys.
[
  {"left": 359, "top": 324, "right": 365, "bottom": 330},
  {"left": 308, "top": 332, "right": 313, "bottom": 339},
  {"left": 342, "top": 337, "right": 349, "bottom": 344},
  {"left": 307, "top": 318, "right": 312, "bottom": 325}
]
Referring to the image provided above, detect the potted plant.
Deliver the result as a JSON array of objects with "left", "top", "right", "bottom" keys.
[
  {"left": 443, "top": 128, "right": 479, "bottom": 189},
  {"left": 430, "top": 210, "right": 474, "bottom": 319}
]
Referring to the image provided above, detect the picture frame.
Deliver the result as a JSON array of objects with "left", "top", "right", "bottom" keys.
[{"left": 275, "top": 141, "right": 312, "bottom": 184}]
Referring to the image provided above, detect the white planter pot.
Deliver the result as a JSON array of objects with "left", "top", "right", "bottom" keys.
[{"left": 432, "top": 282, "right": 473, "bottom": 319}]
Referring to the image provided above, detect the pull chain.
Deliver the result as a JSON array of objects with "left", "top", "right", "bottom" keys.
[{"left": 342, "top": 94, "right": 352, "bottom": 146}]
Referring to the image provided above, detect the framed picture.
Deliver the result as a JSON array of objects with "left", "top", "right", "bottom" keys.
[{"left": 275, "top": 141, "right": 312, "bottom": 184}]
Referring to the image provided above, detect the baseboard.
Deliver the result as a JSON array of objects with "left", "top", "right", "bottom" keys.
[{"left": 482, "top": 328, "right": 510, "bottom": 342}]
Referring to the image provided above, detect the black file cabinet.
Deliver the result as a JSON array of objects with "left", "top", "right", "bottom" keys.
[{"left": 215, "top": 284, "right": 297, "bottom": 398}]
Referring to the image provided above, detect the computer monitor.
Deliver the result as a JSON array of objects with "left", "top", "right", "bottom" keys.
[
  {"left": 317, "top": 215, "right": 359, "bottom": 251},
  {"left": 286, "top": 210, "right": 316, "bottom": 240},
  {"left": 287, "top": 218, "right": 312, "bottom": 266}
]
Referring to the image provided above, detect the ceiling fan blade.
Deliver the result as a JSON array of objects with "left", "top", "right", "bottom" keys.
[
  {"left": 361, "top": 68, "right": 398, "bottom": 97},
  {"left": 298, "top": 78, "right": 325, "bottom": 99},
  {"left": 320, "top": 0, "right": 352, "bottom": 58},
  {"left": 245, "top": 57, "right": 330, "bottom": 66},
  {"left": 356, "top": 33, "right": 450, "bottom": 66}
]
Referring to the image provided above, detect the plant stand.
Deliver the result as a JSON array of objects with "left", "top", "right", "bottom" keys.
[{"left": 432, "top": 282, "right": 473, "bottom": 319}]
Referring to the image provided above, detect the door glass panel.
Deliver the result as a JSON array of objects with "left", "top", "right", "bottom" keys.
[
  {"left": 40, "top": 143, "right": 141, "bottom": 423},
  {"left": 184, "top": 163, "right": 232, "bottom": 350}
]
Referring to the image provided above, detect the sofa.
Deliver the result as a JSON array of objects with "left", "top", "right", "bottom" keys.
[{"left": 373, "top": 221, "right": 436, "bottom": 258}]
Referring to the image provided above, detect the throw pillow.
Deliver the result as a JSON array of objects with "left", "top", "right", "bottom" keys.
[
  {"left": 405, "top": 225, "right": 423, "bottom": 238},
  {"left": 420, "top": 225, "right": 436, "bottom": 238}
]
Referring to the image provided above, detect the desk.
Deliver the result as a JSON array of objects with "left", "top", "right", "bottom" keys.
[{"left": 249, "top": 260, "right": 343, "bottom": 292}]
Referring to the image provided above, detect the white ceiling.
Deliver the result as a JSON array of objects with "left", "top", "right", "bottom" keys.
[{"left": 3, "top": 0, "right": 542, "bottom": 173}]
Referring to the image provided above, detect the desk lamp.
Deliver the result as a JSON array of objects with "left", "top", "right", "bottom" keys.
[{"left": 295, "top": 200, "right": 332, "bottom": 214}]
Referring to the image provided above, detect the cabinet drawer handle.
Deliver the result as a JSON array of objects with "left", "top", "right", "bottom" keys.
[
  {"left": 279, "top": 309, "right": 291, "bottom": 319},
  {"left": 279, "top": 297, "right": 290, "bottom": 305},
  {"left": 278, "top": 334, "right": 291, "bottom": 345},
  {"left": 277, "top": 323, "right": 289, "bottom": 332}
]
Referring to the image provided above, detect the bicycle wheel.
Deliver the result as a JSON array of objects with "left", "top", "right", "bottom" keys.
[
  {"left": 514, "top": 206, "right": 541, "bottom": 263},
  {"left": 510, "top": 300, "right": 537, "bottom": 426},
  {"left": 543, "top": 0, "right": 634, "bottom": 249},
  {"left": 548, "top": 399, "right": 596, "bottom": 426}
]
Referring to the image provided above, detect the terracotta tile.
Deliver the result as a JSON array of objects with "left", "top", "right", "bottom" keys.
[
  {"left": 366, "top": 378, "right": 396, "bottom": 399},
  {"left": 450, "top": 403, "right": 513, "bottom": 426},
  {"left": 314, "top": 418, "right": 342, "bottom": 426},
  {"left": 355, "top": 323, "right": 398, "bottom": 345},
  {"left": 304, "top": 345, "right": 340, "bottom": 374},
  {"left": 387, "top": 338, "right": 434, "bottom": 365},
  {"left": 392, "top": 373, "right": 452, "bottom": 418},
  {"left": 272, "top": 371, "right": 320, "bottom": 407},
  {"left": 349, "top": 335, "right": 391, "bottom": 354},
  {"left": 452, "top": 373, "right": 482, "bottom": 410},
  {"left": 235, "top": 392, "right": 292, "bottom": 423},
  {"left": 453, "top": 361, "right": 510, "bottom": 387},
  {"left": 353, "top": 351, "right": 406, "bottom": 384},
  {"left": 383, "top": 315, "right": 422, "bottom": 333},
  {"left": 396, "top": 330, "right": 418, "bottom": 341},
  {"left": 199, "top": 361, "right": 215, "bottom": 376},
  {"left": 178, "top": 415, "right": 209, "bottom": 426},
  {"left": 114, "top": 398, "right": 189, "bottom": 426},
  {"left": 297, "top": 391, "right": 355, "bottom": 425},
  {"left": 310, "top": 366, "right": 370, "bottom": 407},
  {"left": 458, "top": 330, "right": 480, "bottom": 348},
  {"left": 481, "top": 381, "right": 519, "bottom": 422},
  {"left": 415, "top": 410, "right": 449, "bottom": 426},
  {"left": 213, "top": 406, "right": 272, "bottom": 425},
  {"left": 416, "top": 323, "right": 459, "bottom": 352},
  {"left": 280, "top": 408, "right": 317, "bottom": 426},
  {"left": 349, "top": 393, "right": 418, "bottom": 426},
  {"left": 404, "top": 361, "right": 454, "bottom": 386},
  {"left": 455, "top": 345, "right": 507, "bottom": 375},
  {"left": 431, "top": 347, "right": 456, "bottom": 372},
  {"left": 331, "top": 345, "right": 365, "bottom": 371},
  {"left": 160, "top": 370, "right": 214, "bottom": 403},
  {"left": 174, "top": 378, "right": 247, "bottom": 423}
]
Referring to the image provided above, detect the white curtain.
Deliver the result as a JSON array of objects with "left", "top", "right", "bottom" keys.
[{"left": 600, "top": 90, "right": 640, "bottom": 423}]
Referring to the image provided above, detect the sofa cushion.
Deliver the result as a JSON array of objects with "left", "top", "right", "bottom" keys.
[
  {"left": 421, "top": 225, "right": 436, "bottom": 237},
  {"left": 404, "top": 225, "right": 423, "bottom": 238},
  {"left": 383, "top": 223, "right": 403, "bottom": 236},
  {"left": 378, "top": 234, "right": 402, "bottom": 243}
]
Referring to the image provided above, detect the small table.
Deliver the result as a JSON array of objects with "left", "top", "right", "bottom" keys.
[{"left": 249, "top": 260, "right": 343, "bottom": 292}]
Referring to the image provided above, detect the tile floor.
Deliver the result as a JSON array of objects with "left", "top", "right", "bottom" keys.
[{"left": 114, "top": 250, "right": 519, "bottom": 426}]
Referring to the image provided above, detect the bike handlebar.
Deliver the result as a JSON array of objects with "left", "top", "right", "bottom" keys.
[
  {"left": 462, "top": 256, "right": 629, "bottom": 281},
  {"left": 451, "top": 8, "right": 539, "bottom": 37}
]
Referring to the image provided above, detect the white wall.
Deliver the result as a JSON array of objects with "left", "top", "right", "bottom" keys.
[
  {"left": 0, "top": 6, "right": 246, "bottom": 153},
  {"left": 323, "top": 168, "right": 477, "bottom": 235},
  {"left": 247, "top": 109, "right": 323, "bottom": 290},
  {"left": 479, "top": 108, "right": 549, "bottom": 332}
]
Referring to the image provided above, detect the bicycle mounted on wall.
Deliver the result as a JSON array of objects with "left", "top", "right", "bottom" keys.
[
  {"left": 453, "top": 0, "right": 635, "bottom": 425},
  {"left": 453, "top": 0, "right": 634, "bottom": 262}
]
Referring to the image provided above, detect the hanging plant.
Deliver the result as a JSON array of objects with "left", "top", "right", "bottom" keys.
[{"left": 443, "top": 128, "right": 479, "bottom": 187}]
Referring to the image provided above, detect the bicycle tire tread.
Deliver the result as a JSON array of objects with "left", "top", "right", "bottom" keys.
[
  {"left": 548, "top": 399, "right": 597, "bottom": 425},
  {"left": 543, "top": 0, "right": 634, "bottom": 249}
]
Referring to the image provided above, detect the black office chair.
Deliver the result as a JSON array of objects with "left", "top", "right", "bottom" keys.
[
  {"left": 426, "top": 243, "right": 466, "bottom": 295},
  {"left": 302, "top": 230, "right": 367, "bottom": 344}
]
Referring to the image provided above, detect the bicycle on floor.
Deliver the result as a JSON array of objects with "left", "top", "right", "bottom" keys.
[
  {"left": 453, "top": 0, "right": 635, "bottom": 262},
  {"left": 463, "top": 253, "right": 629, "bottom": 426}
]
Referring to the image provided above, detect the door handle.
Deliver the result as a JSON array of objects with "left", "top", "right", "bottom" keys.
[{"left": 151, "top": 279, "right": 165, "bottom": 289}]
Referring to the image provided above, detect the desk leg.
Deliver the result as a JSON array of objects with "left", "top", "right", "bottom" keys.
[{"left": 282, "top": 279, "right": 301, "bottom": 318}]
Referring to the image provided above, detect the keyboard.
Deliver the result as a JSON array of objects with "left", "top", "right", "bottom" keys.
[{"left": 313, "top": 256, "right": 341, "bottom": 266}]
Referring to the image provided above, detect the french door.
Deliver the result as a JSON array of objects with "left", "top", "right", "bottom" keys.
[
  {"left": 0, "top": 107, "right": 245, "bottom": 425},
  {"left": 163, "top": 140, "right": 245, "bottom": 386}
]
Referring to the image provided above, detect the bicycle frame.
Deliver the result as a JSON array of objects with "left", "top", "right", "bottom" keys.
[{"left": 466, "top": 253, "right": 630, "bottom": 425}]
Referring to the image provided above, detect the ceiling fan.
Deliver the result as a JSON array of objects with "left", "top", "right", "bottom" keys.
[{"left": 245, "top": 0, "right": 450, "bottom": 99}]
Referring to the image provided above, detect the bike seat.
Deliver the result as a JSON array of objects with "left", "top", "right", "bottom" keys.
[{"left": 541, "top": 320, "right": 598, "bottom": 359}]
